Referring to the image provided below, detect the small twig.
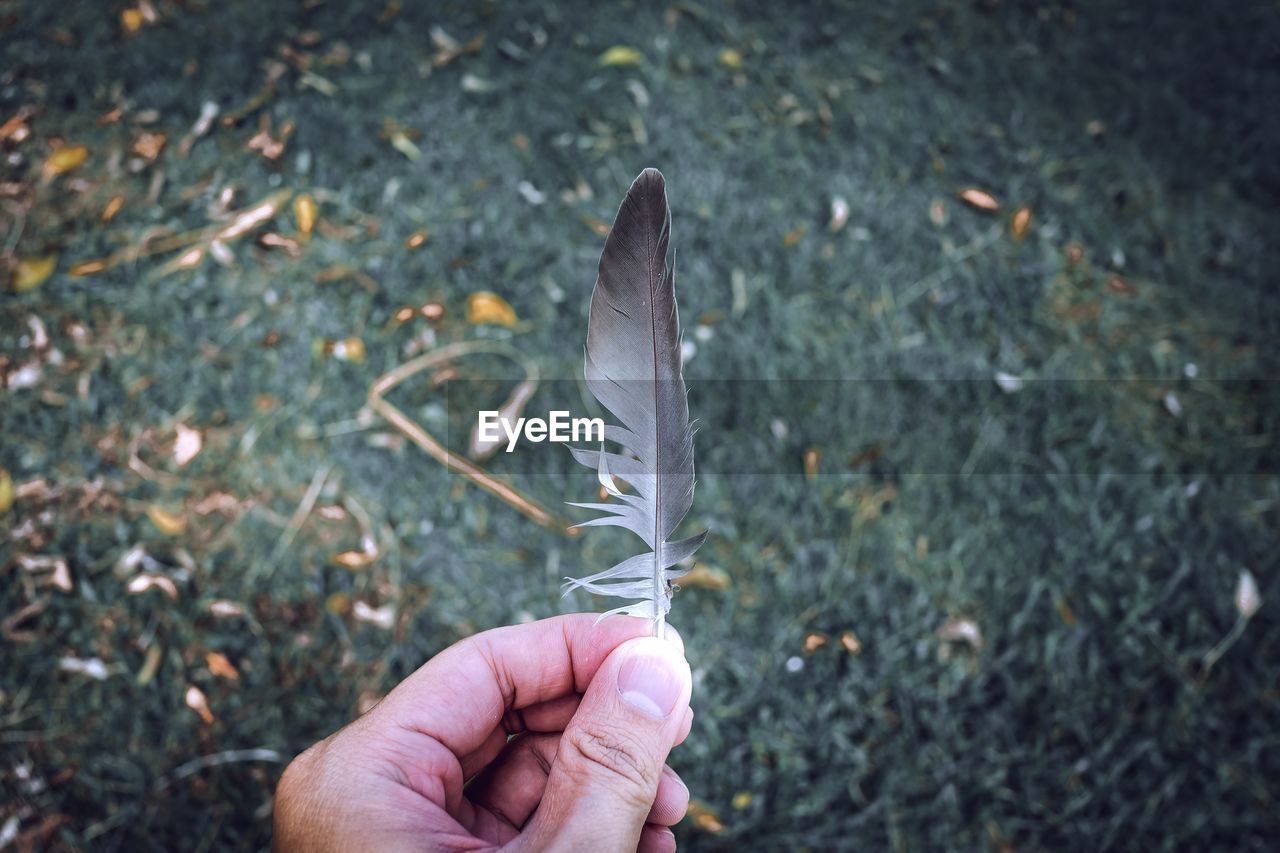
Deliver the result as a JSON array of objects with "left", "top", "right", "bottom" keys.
[
  {"left": 367, "top": 341, "right": 575, "bottom": 535},
  {"left": 152, "top": 748, "right": 285, "bottom": 791},
  {"left": 254, "top": 464, "right": 332, "bottom": 581}
]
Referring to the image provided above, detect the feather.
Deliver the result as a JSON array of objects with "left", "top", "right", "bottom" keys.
[{"left": 565, "top": 168, "right": 705, "bottom": 634}]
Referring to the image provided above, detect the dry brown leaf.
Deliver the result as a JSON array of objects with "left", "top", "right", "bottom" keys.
[
  {"left": 803, "top": 633, "right": 828, "bottom": 653},
  {"left": 101, "top": 194, "right": 126, "bottom": 222},
  {"left": 678, "top": 564, "right": 731, "bottom": 590},
  {"left": 840, "top": 630, "right": 863, "bottom": 654},
  {"left": 1011, "top": 206, "right": 1032, "bottom": 240},
  {"left": 959, "top": 188, "right": 1000, "bottom": 212},
  {"left": 405, "top": 231, "right": 429, "bottom": 249},
  {"left": 185, "top": 685, "right": 214, "bottom": 724},
  {"left": 332, "top": 548, "right": 378, "bottom": 570},
  {"left": 803, "top": 447, "right": 821, "bottom": 480},
  {"left": 69, "top": 258, "right": 110, "bottom": 277},
  {"left": 205, "top": 651, "right": 240, "bottom": 681},
  {"left": 466, "top": 291, "right": 518, "bottom": 327},
  {"left": 131, "top": 132, "right": 166, "bottom": 161},
  {"left": 687, "top": 800, "right": 725, "bottom": 833}
]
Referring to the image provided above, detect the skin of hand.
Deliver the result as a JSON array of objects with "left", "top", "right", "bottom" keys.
[{"left": 273, "top": 613, "right": 694, "bottom": 852}]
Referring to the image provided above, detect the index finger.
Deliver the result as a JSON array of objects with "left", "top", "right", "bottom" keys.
[{"left": 378, "top": 613, "right": 680, "bottom": 759}]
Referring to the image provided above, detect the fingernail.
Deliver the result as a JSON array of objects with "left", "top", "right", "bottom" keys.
[{"left": 618, "top": 653, "right": 684, "bottom": 718}]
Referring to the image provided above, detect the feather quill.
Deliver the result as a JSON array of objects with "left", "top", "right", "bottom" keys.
[{"left": 565, "top": 168, "right": 705, "bottom": 636}]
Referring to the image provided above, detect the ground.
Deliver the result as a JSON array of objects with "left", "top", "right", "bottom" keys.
[{"left": 2, "top": 1, "right": 1278, "bottom": 850}]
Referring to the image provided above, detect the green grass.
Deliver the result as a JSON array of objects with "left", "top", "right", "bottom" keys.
[{"left": 2, "top": 1, "right": 1278, "bottom": 849}]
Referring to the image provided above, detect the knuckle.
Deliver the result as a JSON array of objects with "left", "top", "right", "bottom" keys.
[{"left": 563, "top": 722, "right": 657, "bottom": 805}]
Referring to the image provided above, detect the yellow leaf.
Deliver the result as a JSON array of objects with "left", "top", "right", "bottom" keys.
[
  {"left": 0, "top": 469, "right": 13, "bottom": 514},
  {"left": 13, "top": 255, "right": 56, "bottom": 292},
  {"left": 718, "top": 48, "right": 743, "bottom": 69},
  {"left": 731, "top": 791, "right": 753, "bottom": 810},
  {"left": 687, "top": 801, "right": 724, "bottom": 833},
  {"left": 599, "top": 45, "right": 645, "bottom": 66},
  {"left": 44, "top": 144, "right": 89, "bottom": 177},
  {"left": 121, "top": 8, "right": 144, "bottom": 34},
  {"left": 293, "top": 192, "right": 318, "bottom": 237},
  {"left": 333, "top": 548, "right": 378, "bottom": 570},
  {"left": 147, "top": 505, "right": 187, "bottom": 535},
  {"left": 467, "top": 291, "right": 518, "bottom": 327},
  {"left": 325, "top": 591, "right": 351, "bottom": 615}
]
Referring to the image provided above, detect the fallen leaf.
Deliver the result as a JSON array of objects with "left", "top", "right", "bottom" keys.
[
  {"left": 467, "top": 291, "right": 518, "bottom": 327},
  {"left": 1106, "top": 275, "right": 1136, "bottom": 296},
  {"left": 353, "top": 600, "right": 395, "bottom": 629},
  {"left": 43, "top": 144, "right": 89, "bottom": 177},
  {"left": 208, "top": 599, "right": 245, "bottom": 618},
  {"left": 146, "top": 505, "right": 186, "bottom": 535},
  {"left": 185, "top": 685, "right": 215, "bottom": 724},
  {"left": 12, "top": 256, "right": 56, "bottom": 292},
  {"left": 782, "top": 223, "right": 807, "bottom": 247},
  {"left": 332, "top": 337, "right": 366, "bottom": 362},
  {"left": 121, "top": 7, "right": 144, "bottom": 33},
  {"left": 678, "top": 564, "right": 731, "bottom": 590},
  {"left": 938, "top": 617, "right": 983, "bottom": 650},
  {"left": 60, "top": 657, "right": 110, "bottom": 680},
  {"left": 127, "top": 573, "right": 179, "bottom": 600},
  {"left": 173, "top": 424, "right": 202, "bottom": 466},
  {"left": 1011, "top": 206, "right": 1032, "bottom": 240},
  {"left": 599, "top": 46, "right": 645, "bottom": 66},
  {"left": 959, "top": 188, "right": 1000, "bottom": 212},
  {"left": 69, "top": 259, "right": 109, "bottom": 277},
  {"left": 136, "top": 643, "right": 164, "bottom": 685},
  {"left": 293, "top": 193, "right": 318, "bottom": 238},
  {"left": 333, "top": 548, "right": 378, "bottom": 570},
  {"left": 687, "top": 800, "right": 724, "bottom": 833},
  {"left": 405, "top": 231, "right": 428, "bottom": 249},
  {"left": 803, "top": 633, "right": 827, "bottom": 653},
  {"left": 0, "top": 469, "right": 13, "bottom": 514},
  {"left": 131, "top": 131, "right": 166, "bottom": 161},
  {"left": 718, "top": 47, "right": 743, "bottom": 69},
  {"left": 326, "top": 591, "right": 351, "bottom": 615},
  {"left": 1236, "top": 570, "right": 1261, "bottom": 619},
  {"left": 840, "top": 630, "right": 862, "bottom": 654},
  {"left": 803, "top": 447, "right": 821, "bottom": 480},
  {"left": 828, "top": 196, "right": 849, "bottom": 232},
  {"left": 731, "top": 791, "right": 752, "bottom": 809},
  {"left": 101, "top": 194, "right": 126, "bottom": 222},
  {"left": 205, "top": 651, "right": 240, "bottom": 681},
  {"left": 929, "top": 198, "right": 947, "bottom": 227}
]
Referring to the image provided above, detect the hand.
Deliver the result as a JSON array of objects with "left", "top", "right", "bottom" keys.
[{"left": 273, "top": 614, "right": 694, "bottom": 852}]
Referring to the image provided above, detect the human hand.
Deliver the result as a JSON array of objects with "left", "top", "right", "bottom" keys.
[{"left": 273, "top": 613, "right": 694, "bottom": 852}]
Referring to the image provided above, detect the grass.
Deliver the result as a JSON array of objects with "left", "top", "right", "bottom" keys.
[{"left": 2, "top": 0, "right": 1278, "bottom": 849}]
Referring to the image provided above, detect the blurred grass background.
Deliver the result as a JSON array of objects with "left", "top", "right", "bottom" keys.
[{"left": 2, "top": 0, "right": 1279, "bottom": 849}]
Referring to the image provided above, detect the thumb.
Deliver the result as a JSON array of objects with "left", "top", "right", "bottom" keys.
[{"left": 523, "top": 634, "right": 692, "bottom": 851}]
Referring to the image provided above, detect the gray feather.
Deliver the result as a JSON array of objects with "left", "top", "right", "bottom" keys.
[{"left": 565, "top": 168, "right": 704, "bottom": 627}]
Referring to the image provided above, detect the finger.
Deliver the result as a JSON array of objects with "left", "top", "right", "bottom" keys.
[
  {"left": 466, "top": 733, "right": 559, "bottom": 834},
  {"left": 378, "top": 613, "right": 657, "bottom": 764},
  {"left": 470, "top": 734, "right": 690, "bottom": 833},
  {"left": 650, "top": 765, "right": 690, "bottom": 828},
  {"left": 675, "top": 706, "right": 693, "bottom": 746},
  {"left": 521, "top": 636, "right": 692, "bottom": 850},
  {"left": 460, "top": 693, "right": 583, "bottom": 780},
  {"left": 638, "top": 823, "right": 678, "bottom": 853}
]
